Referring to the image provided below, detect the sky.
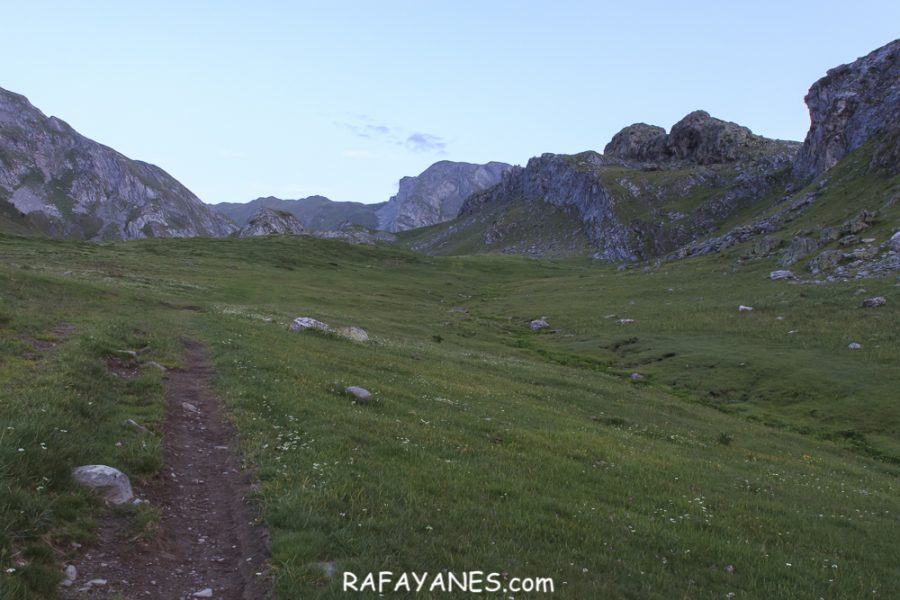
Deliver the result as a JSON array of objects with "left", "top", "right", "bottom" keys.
[{"left": 1, "top": 1, "right": 898, "bottom": 205}]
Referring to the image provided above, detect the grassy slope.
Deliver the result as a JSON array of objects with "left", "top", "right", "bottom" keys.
[{"left": 0, "top": 234, "right": 898, "bottom": 599}]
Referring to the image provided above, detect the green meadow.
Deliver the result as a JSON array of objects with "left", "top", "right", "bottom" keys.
[{"left": 1, "top": 233, "right": 898, "bottom": 598}]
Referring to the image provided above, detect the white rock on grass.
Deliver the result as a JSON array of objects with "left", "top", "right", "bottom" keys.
[
  {"left": 848, "top": 342, "right": 863, "bottom": 350},
  {"left": 289, "top": 317, "right": 332, "bottom": 333},
  {"left": 738, "top": 305, "right": 754, "bottom": 312},
  {"left": 345, "top": 386, "right": 372, "bottom": 403},
  {"left": 72, "top": 465, "right": 133, "bottom": 505},
  {"left": 861, "top": 296, "right": 886, "bottom": 308},
  {"left": 61, "top": 564, "right": 77, "bottom": 587},
  {"left": 530, "top": 317, "right": 550, "bottom": 331},
  {"left": 335, "top": 326, "right": 369, "bottom": 342},
  {"left": 769, "top": 270, "right": 794, "bottom": 280}
]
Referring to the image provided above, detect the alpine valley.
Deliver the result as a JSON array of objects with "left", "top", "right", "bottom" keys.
[{"left": 0, "top": 38, "right": 898, "bottom": 600}]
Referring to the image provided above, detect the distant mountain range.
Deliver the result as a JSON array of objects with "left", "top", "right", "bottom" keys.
[
  {"left": 212, "top": 196, "right": 385, "bottom": 231},
  {"left": 1, "top": 39, "right": 897, "bottom": 274},
  {"left": 210, "top": 160, "right": 511, "bottom": 234}
]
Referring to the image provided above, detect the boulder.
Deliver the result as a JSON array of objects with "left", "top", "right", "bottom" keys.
[
  {"left": 345, "top": 386, "right": 372, "bottom": 403},
  {"left": 848, "top": 342, "right": 863, "bottom": 350},
  {"left": 72, "top": 465, "right": 134, "bottom": 505},
  {"left": 780, "top": 236, "right": 819, "bottom": 266},
  {"left": 335, "top": 326, "right": 369, "bottom": 342},
  {"left": 841, "top": 210, "right": 877, "bottom": 235},
  {"left": 289, "top": 317, "right": 332, "bottom": 333},
  {"left": 738, "top": 305, "right": 754, "bottom": 312},
  {"left": 530, "top": 317, "right": 550, "bottom": 331},
  {"left": 861, "top": 296, "right": 886, "bottom": 308},
  {"left": 769, "top": 270, "right": 794, "bottom": 280},
  {"left": 889, "top": 231, "right": 900, "bottom": 253},
  {"left": 754, "top": 236, "right": 783, "bottom": 257},
  {"left": 807, "top": 249, "right": 842, "bottom": 274}
]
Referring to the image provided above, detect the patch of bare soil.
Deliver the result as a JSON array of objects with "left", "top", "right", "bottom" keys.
[
  {"left": 62, "top": 339, "right": 270, "bottom": 600},
  {"left": 104, "top": 354, "right": 141, "bottom": 380},
  {"left": 18, "top": 322, "right": 76, "bottom": 357}
]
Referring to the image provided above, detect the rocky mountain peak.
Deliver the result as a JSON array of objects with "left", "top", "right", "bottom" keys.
[
  {"left": 0, "top": 86, "right": 235, "bottom": 240},
  {"left": 603, "top": 123, "right": 667, "bottom": 161},
  {"left": 374, "top": 160, "right": 512, "bottom": 232},
  {"left": 604, "top": 111, "right": 799, "bottom": 166},
  {"left": 793, "top": 39, "right": 900, "bottom": 180},
  {"left": 237, "top": 207, "right": 306, "bottom": 237}
]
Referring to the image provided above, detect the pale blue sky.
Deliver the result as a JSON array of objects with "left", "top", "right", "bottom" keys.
[{"left": 2, "top": 1, "right": 898, "bottom": 204}]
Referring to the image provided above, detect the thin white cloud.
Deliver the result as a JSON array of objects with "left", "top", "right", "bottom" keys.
[
  {"left": 337, "top": 115, "right": 448, "bottom": 155},
  {"left": 405, "top": 132, "right": 447, "bottom": 153}
]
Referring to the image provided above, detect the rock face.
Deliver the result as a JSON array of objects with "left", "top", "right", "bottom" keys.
[
  {"left": 237, "top": 207, "right": 306, "bottom": 237},
  {"left": 375, "top": 160, "right": 512, "bottom": 232},
  {"left": 0, "top": 86, "right": 235, "bottom": 240},
  {"left": 605, "top": 111, "right": 796, "bottom": 165},
  {"left": 793, "top": 39, "right": 900, "bottom": 181}
]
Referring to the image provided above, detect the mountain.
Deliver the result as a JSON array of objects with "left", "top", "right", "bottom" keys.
[
  {"left": 671, "top": 39, "right": 900, "bottom": 281},
  {"left": 405, "top": 39, "right": 899, "bottom": 283},
  {"left": 237, "top": 207, "right": 306, "bottom": 237},
  {"left": 375, "top": 160, "right": 512, "bottom": 232},
  {"left": 793, "top": 39, "right": 900, "bottom": 181},
  {"left": 406, "top": 112, "right": 798, "bottom": 260},
  {"left": 215, "top": 160, "right": 511, "bottom": 234},
  {"left": 212, "top": 196, "right": 385, "bottom": 231},
  {"left": 0, "top": 86, "right": 234, "bottom": 240}
]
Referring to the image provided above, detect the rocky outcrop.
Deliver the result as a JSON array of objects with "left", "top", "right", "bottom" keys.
[
  {"left": 237, "top": 207, "right": 306, "bottom": 237},
  {"left": 0, "top": 86, "right": 235, "bottom": 240},
  {"left": 603, "top": 124, "right": 666, "bottom": 161},
  {"left": 461, "top": 153, "right": 642, "bottom": 261},
  {"left": 375, "top": 160, "right": 511, "bottom": 232},
  {"left": 793, "top": 39, "right": 900, "bottom": 181},
  {"left": 454, "top": 112, "right": 797, "bottom": 261},
  {"left": 604, "top": 111, "right": 799, "bottom": 166}
]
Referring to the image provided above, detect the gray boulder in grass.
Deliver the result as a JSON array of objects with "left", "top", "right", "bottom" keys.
[
  {"left": 335, "top": 326, "right": 369, "bottom": 342},
  {"left": 72, "top": 465, "right": 134, "bottom": 504},
  {"left": 345, "top": 386, "right": 372, "bottom": 403},
  {"left": 530, "top": 317, "right": 550, "bottom": 331},
  {"left": 290, "top": 317, "right": 332, "bottom": 333}
]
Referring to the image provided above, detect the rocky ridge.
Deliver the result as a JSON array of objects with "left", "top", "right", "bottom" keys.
[
  {"left": 605, "top": 111, "right": 798, "bottom": 166},
  {"left": 375, "top": 160, "right": 511, "bottom": 232},
  {"left": 0, "top": 86, "right": 235, "bottom": 240},
  {"left": 448, "top": 111, "right": 798, "bottom": 261}
]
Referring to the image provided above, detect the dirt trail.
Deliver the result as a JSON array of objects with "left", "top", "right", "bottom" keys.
[{"left": 63, "top": 339, "right": 269, "bottom": 600}]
